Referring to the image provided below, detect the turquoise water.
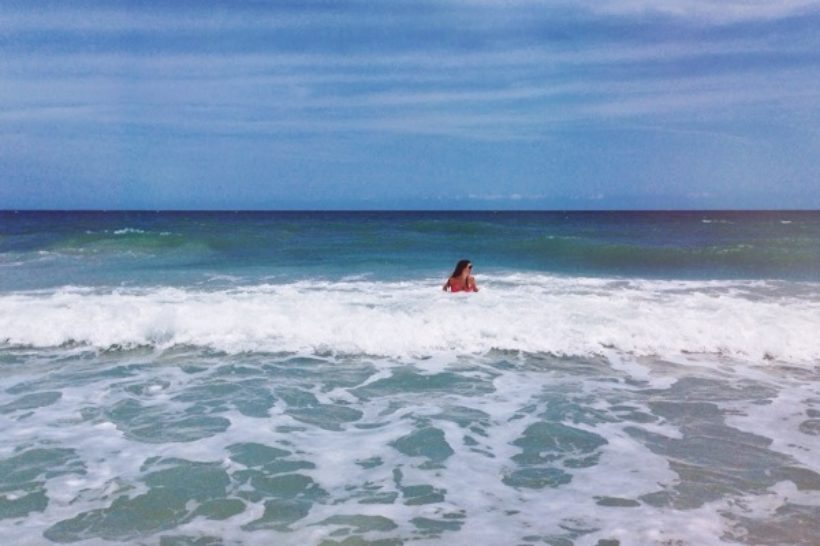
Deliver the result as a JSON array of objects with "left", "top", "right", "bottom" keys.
[
  {"left": 2, "top": 211, "right": 820, "bottom": 290},
  {"left": 1, "top": 211, "right": 819, "bottom": 545}
]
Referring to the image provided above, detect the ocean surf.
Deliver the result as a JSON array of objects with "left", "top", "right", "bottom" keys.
[{"left": 1, "top": 211, "right": 818, "bottom": 545}]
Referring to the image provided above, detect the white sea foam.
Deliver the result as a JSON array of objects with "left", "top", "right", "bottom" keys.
[
  {"left": 1, "top": 275, "right": 818, "bottom": 363},
  {"left": 112, "top": 228, "right": 146, "bottom": 235},
  {"left": 0, "top": 297, "right": 817, "bottom": 544}
]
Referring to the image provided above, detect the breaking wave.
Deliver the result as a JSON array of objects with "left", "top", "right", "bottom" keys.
[{"left": 2, "top": 275, "right": 818, "bottom": 363}]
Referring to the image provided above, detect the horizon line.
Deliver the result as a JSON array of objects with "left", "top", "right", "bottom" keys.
[{"left": 2, "top": 208, "right": 819, "bottom": 214}]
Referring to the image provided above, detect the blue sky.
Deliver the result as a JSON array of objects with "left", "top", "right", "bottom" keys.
[{"left": 1, "top": 0, "right": 819, "bottom": 210}]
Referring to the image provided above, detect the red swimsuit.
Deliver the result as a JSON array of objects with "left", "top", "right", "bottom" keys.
[{"left": 448, "top": 279, "right": 476, "bottom": 292}]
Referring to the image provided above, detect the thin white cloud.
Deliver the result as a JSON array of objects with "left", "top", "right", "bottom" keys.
[
  {"left": 2, "top": 61, "right": 819, "bottom": 142},
  {"left": 452, "top": 0, "right": 820, "bottom": 22},
  {"left": 7, "top": 1, "right": 812, "bottom": 34},
  {"left": 0, "top": 9, "right": 396, "bottom": 32},
  {"left": 0, "top": 34, "right": 801, "bottom": 81},
  {"left": 1, "top": 3, "right": 818, "bottom": 142},
  {"left": 577, "top": 0, "right": 820, "bottom": 22},
  {"left": 467, "top": 193, "right": 547, "bottom": 201}
]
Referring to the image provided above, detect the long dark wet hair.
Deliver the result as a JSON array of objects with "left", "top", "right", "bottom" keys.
[{"left": 450, "top": 259, "right": 472, "bottom": 278}]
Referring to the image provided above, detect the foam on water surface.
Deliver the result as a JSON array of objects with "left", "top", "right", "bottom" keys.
[
  {"left": 0, "top": 341, "right": 818, "bottom": 545},
  {"left": 1, "top": 275, "right": 819, "bottom": 364},
  {"left": 2, "top": 211, "right": 820, "bottom": 544}
]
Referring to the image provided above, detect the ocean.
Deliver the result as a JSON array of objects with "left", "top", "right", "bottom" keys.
[{"left": 0, "top": 210, "right": 818, "bottom": 545}]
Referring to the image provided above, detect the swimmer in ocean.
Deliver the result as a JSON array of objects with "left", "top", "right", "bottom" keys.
[{"left": 443, "top": 259, "right": 479, "bottom": 292}]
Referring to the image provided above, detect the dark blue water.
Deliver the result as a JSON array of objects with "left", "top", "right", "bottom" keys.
[{"left": 2, "top": 210, "right": 819, "bottom": 291}]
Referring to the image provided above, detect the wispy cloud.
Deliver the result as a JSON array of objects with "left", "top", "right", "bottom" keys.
[
  {"left": 2, "top": 1, "right": 819, "bottom": 209},
  {"left": 0, "top": 8, "right": 411, "bottom": 33},
  {"left": 576, "top": 0, "right": 820, "bottom": 22},
  {"left": 2, "top": 43, "right": 818, "bottom": 141},
  {"left": 452, "top": 0, "right": 820, "bottom": 22}
]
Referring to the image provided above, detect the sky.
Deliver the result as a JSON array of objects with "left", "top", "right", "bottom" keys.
[{"left": 1, "top": 0, "right": 819, "bottom": 210}]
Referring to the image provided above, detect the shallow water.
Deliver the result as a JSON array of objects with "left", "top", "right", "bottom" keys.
[
  {"left": 1, "top": 212, "right": 819, "bottom": 545},
  {"left": 1, "top": 345, "right": 818, "bottom": 545}
]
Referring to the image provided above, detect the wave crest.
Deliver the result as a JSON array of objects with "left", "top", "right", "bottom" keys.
[{"left": 1, "top": 276, "right": 818, "bottom": 362}]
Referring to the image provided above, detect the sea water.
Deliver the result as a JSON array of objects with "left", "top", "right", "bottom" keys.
[{"left": 0, "top": 211, "right": 818, "bottom": 545}]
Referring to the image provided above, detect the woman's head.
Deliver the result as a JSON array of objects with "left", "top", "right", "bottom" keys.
[{"left": 451, "top": 259, "right": 472, "bottom": 278}]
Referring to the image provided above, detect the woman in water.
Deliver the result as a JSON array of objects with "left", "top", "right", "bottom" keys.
[{"left": 443, "top": 259, "right": 479, "bottom": 292}]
